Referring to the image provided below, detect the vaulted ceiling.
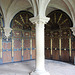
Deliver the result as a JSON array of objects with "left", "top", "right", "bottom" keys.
[{"left": 0, "top": 0, "right": 75, "bottom": 28}]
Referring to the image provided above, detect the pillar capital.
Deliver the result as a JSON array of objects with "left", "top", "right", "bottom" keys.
[
  {"left": 71, "top": 27, "right": 75, "bottom": 36},
  {"left": 4, "top": 27, "right": 12, "bottom": 41},
  {"left": 30, "top": 16, "right": 50, "bottom": 25}
]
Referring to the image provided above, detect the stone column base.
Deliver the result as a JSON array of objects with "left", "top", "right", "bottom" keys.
[{"left": 29, "top": 70, "right": 50, "bottom": 75}]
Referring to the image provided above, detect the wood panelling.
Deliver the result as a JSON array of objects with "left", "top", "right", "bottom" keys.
[
  {"left": 52, "top": 50, "right": 59, "bottom": 60},
  {"left": 45, "top": 49, "right": 51, "bottom": 59},
  {"left": 72, "top": 41, "right": 75, "bottom": 49},
  {"left": 61, "top": 50, "right": 69, "bottom": 62},
  {"left": 72, "top": 51, "right": 75, "bottom": 63}
]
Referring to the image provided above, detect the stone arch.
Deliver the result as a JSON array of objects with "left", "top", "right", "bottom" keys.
[
  {"left": 2, "top": 10, "right": 36, "bottom": 63},
  {"left": 45, "top": 9, "right": 73, "bottom": 62}
]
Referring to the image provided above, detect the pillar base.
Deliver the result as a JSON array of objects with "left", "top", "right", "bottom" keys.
[{"left": 29, "top": 70, "right": 50, "bottom": 75}]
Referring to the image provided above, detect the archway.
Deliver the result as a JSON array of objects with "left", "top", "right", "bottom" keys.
[
  {"left": 45, "top": 9, "right": 75, "bottom": 63},
  {"left": 2, "top": 11, "right": 36, "bottom": 63}
]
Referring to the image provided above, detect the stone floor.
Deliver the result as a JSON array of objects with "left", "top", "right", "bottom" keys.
[{"left": 0, "top": 60, "right": 75, "bottom": 75}]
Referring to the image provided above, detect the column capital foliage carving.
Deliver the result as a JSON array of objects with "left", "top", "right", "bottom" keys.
[
  {"left": 4, "top": 27, "right": 12, "bottom": 41},
  {"left": 71, "top": 27, "right": 75, "bottom": 36},
  {"left": 30, "top": 16, "right": 50, "bottom": 25}
]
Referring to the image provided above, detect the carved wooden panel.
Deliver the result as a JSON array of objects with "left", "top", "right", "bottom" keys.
[
  {"left": 45, "top": 37, "right": 50, "bottom": 48},
  {"left": 72, "top": 51, "right": 75, "bottom": 63},
  {"left": 52, "top": 50, "right": 59, "bottom": 60},
  {"left": 45, "top": 49, "right": 51, "bottom": 59},
  {"left": 53, "top": 31, "right": 59, "bottom": 37},
  {"left": 52, "top": 38, "right": 59, "bottom": 49},
  {"left": 61, "top": 38, "right": 69, "bottom": 49},
  {"left": 61, "top": 50, "right": 69, "bottom": 62},
  {"left": 61, "top": 30, "right": 70, "bottom": 38},
  {"left": 72, "top": 41, "right": 75, "bottom": 49}
]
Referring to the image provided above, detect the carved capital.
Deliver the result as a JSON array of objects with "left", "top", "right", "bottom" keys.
[
  {"left": 4, "top": 27, "right": 12, "bottom": 41},
  {"left": 70, "top": 27, "right": 75, "bottom": 36},
  {"left": 30, "top": 16, "right": 50, "bottom": 26}
]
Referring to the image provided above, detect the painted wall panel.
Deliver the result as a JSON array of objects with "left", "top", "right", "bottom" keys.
[
  {"left": 13, "top": 38, "right": 22, "bottom": 62},
  {"left": 0, "top": 11, "right": 36, "bottom": 64},
  {"left": 24, "top": 39, "right": 30, "bottom": 48},
  {"left": 23, "top": 50, "right": 30, "bottom": 60},
  {"left": 3, "top": 51, "right": 11, "bottom": 63},
  {"left": 32, "top": 39, "right": 36, "bottom": 48},
  {"left": 24, "top": 32, "right": 30, "bottom": 37},
  {"left": 14, "top": 39, "right": 22, "bottom": 49},
  {"left": 32, "top": 50, "right": 36, "bottom": 59},
  {"left": 3, "top": 42, "right": 11, "bottom": 50},
  {"left": 13, "top": 30, "right": 22, "bottom": 38},
  {"left": 32, "top": 39, "right": 36, "bottom": 59},
  {"left": 14, "top": 51, "right": 22, "bottom": 62}
]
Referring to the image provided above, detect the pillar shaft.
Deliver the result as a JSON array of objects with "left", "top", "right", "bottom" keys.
[
  {"left": 29, "top": 16, "right": 50, "bottom": 75},
  {"left": 36, "top": 21, "right": 45, "bottom": 71}
]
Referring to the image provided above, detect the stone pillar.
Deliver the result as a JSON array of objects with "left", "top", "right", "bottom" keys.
[{"left": 29, "top": 16, "right": 50, "bottom": 75}]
